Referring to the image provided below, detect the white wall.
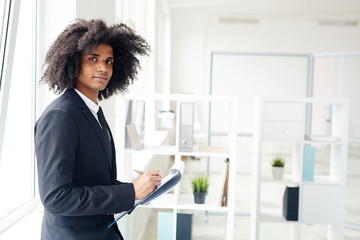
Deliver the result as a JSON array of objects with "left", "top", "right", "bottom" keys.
[
  {"left": 169, "top": 1, "right": 360, "bottom": 137},
  {"left": 170, "top": 2, "right": 360, "bottom": 94},
  {"left": 76, "top": 0, "right": 116, "bottom": 24},
  {"left": 36, "top": 0, "right": 76, "bottom": 117}
]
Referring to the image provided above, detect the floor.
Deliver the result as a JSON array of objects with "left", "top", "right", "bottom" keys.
[{"left": 1, "top": 144, "right": 360, "bottom": 240}]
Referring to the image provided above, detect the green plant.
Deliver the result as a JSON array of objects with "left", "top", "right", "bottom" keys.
[
  {"left": 190, "top": 174, "right": 209, "bottom": 193},
  {"left": 272, "top": 157, "right": 285, "bottom": 167}
]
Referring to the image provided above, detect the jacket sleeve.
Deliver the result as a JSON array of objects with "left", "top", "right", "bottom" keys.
[{"left": 35, "top": 107, "right": 135, "bottom": 216}]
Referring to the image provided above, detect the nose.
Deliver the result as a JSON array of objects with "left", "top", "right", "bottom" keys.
[{"left": 97, "top": 62, "right": 107, "bottom": 74}]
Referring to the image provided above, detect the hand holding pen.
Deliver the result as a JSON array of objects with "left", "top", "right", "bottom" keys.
[
  {"left": 132, "top": 169, "right": 161, "bottom": 200},
  {"left": 134, "top": 170, "right": 144, "bottom": 175}
]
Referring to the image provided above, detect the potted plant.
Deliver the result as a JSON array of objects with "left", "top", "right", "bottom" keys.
[
  {"left": 271, "top": 157, "right": 285, "bottom": 180},
  {"left": 190, "top": 174, "right": 209, "bottom": 204}
]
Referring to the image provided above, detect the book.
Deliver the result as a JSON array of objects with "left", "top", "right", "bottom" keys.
[
  {"left": 125, "top": 124, "right": 142, "bottom": 150},
  {"left": 217, "top": 158, "right": 229, "bottom": 207},
  {"left": 217, "top": 163, "right": 227, "bottom": 206},
  {"left": 222, "top": 159, "right": 229, "bottom": 207},
  {"left": 198, "top": 146, "right": 229, "bottom": 153},
  {"left": 108, "top": 160, "right": 185, "bottom": 228},
  {"left": 303, "top": 146, "right": 315, "bottom": 182}
]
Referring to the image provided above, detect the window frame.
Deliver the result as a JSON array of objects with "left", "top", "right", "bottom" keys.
[{"left": 0, "top": 0, "right": 38, "bottom": 233}]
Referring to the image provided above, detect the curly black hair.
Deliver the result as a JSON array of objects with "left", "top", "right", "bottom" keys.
[{"left": 41, "top": 19, "right": 150, "bottom": 100}]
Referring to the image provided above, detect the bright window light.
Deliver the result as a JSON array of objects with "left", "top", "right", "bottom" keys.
[{"left": 0, "top": 0, "right": 37, "bottom": 230}]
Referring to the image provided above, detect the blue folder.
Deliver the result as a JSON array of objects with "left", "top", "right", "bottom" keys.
[{"left": 303, "top": 146, "right": 315, "bottom": 182}]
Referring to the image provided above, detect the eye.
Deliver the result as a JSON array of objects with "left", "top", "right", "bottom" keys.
[
  {"left": 106, "top": 59, "right": 114, "bottom": 66},
  {"left": 89, "top": 57, "right": 97, "bottom": 62}
]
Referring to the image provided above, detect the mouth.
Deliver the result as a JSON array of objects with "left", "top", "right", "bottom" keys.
[{"left": 93, "top": 76, "right": 108, "bottom": 82}]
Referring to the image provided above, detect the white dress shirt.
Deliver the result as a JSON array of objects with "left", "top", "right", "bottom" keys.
[{"left": 74, "top": 88, "right": 101, "bottom": 127}]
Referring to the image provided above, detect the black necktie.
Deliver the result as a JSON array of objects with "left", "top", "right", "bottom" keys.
[{"left": 97, "top": 107, "right": 112, "bottom": 157}]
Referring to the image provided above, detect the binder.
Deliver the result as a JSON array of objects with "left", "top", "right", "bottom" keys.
[
  {"left": 179, "top": 103, "right": 194, "bottom": 152},
  {"left": 157, "top": 212, "right": 192, "bottom": 240},
  {"left": 157, "top": 212, "right": 174, "bottom": 240},
  {"left": 125, "top": 124, "right": 142, "bottom": 150},
  {"left": 176, "top": 213, "right": 192, "bottom": 240},
  {"left": 282, "top": 186, "right": 299, "bottom": 221},
  {"left": 125, "top": 100, "right": 145, "bottom": 149}
]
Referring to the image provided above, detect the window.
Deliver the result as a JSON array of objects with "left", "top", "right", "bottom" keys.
[
  {"left": 0, "top": 0, "right": 37, "bottom": 232},
  {"left": 0, "top": 0, "right": 9, "bottom": 88}
]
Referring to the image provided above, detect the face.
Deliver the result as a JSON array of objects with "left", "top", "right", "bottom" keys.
[{"left": 76, "top": 44, "right": 114, "bottom": 102}]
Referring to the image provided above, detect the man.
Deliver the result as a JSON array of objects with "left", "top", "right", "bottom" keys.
[{"left": 35, "top": 19, "right": 161, "bottom": 240}]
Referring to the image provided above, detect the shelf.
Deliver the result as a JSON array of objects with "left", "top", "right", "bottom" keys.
[
  {"left": 124, "top": 145, "right": 231, "bottom": 158},
  {"left": 261, "top": 174, "right": 342, "bottom": 185},
  {"left": 118, "top": 94, "right": 239, "bottom": 240},
  {"left": 125, "top": 145, "right": 177, "bottom": 155},
  {"left": 261, "top": 140, "right": 303, "bottom": 144},
  {"left": 301, "top": 176, "right": 342, "bottom": 185},
  {"left": 260, "top": 140, "right": 345, "bottom": 145},
  {"left": 138, "top": 194, "right": 229, "bottom": 212},
  {"left": 260, "top": 97, "right": 349, "bottom": 104},
  {"left": 261, "top": 174, "right": 300, "bottom": 184},
  {"left": 304, "top": 135, "right": 342, "bottom": 143},
  {"left": 252, "top": 97, "right": 348, "bottom": 240},
  {"left": 123, "top": 93, "right": 238, "bottom": 103},
  {"left": 303, "top": 140, "right": 345, "bottom": 146},
  {"left": 177, "top": 194, "right": 228, "bottom": 212}
]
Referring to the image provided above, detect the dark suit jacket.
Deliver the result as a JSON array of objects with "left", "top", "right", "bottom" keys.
[{"left": 35, "top": 89, "right": 135, "bottom": 240}]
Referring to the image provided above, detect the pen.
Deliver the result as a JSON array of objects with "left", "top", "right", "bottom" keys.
[{"left": 134, "top": 170, "right": 144, "bottom": 175}]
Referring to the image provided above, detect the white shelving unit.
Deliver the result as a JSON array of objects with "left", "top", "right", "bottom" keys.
[
  {"left": 251, "top": 97, "right": 349, "bottom": 240},
  {"left": 116, "top": 94, "right": 239, "bottom": 240}
]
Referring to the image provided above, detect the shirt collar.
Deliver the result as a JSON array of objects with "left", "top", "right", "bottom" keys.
[{"left": 74, "top": 88, "right": 100, "bottom": 114}]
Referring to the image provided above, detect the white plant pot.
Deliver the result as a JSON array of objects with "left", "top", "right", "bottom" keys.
[{"left": 272, "top": 166, "right": 284, "bottom": 180}]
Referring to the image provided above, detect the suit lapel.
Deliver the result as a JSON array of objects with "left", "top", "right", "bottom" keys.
[
  {"left": 64, "top": 89, "right": 113, "bottom": 172},
  {"left": 108, "top": 128, "right": 117, "bottom": 181}
]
